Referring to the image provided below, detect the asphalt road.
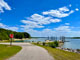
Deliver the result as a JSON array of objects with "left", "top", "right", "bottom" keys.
[{"left": 0, "top": 43, "right": 54, "bottom": 60}]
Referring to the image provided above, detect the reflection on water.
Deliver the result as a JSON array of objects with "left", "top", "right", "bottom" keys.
[{"left": 23, "top": 38, "right": 80, "bottom": 49}]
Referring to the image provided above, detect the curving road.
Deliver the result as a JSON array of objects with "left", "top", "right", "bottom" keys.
[{"left": 0, "top": 43, "right": 54, "bottom": 60}]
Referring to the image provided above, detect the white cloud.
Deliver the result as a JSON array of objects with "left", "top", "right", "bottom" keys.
[
  {"left": 21, "top": 23, "right": 80, "bottom": 37},
  {"left": 7, "top": 27, "right": 19, "bottom": 31},
  {"left": 21, "top": 6, "right": 76, "bottom": 31},
  {"left": 21, "top": 23, "right": 44, "bottom": 29},
  {"left": 0, "top": 23, "right": 6, "bottom": 27},
  {"left": 69, "top": 4, "right": 72, "bottom": 7},
  {"left": 21, "top": 25, "right": 71, "bottom": 37},
  {"left": 23, "top": 25, "right": 77, "bottom": 37},
  {"left": 59, "top": 6, "right": 69, "bottom": 12},
  {"left": 42, "top": 6, "right": 74, "bottom": 18},
  {"left": 50, "top": 19, "right": 61, "bottom": 23},
  {"left": 28, "top": 14, "right": 61, "bottom": 24},
  {"left": 0, "top": 0, "right": 11, "bottom": 13},
  {"left": 21, "top": 14, "right": 61, "bottom": 29},
  {"left": 0, "top": 23, "right": 3, "bottom": 26},
  {"left": 21, "top": 20, "right": 44, "bottom": 29},
  {"left": 65, "top": 23, "right": 70, "bottom": 25},
  {"left": 54, "top": 26, "right": 71, "bottom": 32},
  {"left": 0, "top": 23, "right": 18, "bottom": 31},
  {"left": 23, "top": 28, "right": 56, "bottom": 37},
  {"left": 75, "top": 8, "right": 79, "bottom": 11},
  {"left": 20, "top": 5, "right": 79, "bottom": 37}
]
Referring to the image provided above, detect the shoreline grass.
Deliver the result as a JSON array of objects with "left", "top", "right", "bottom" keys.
[
  {"left": 0, "top": 44, "right": 22, "bottom": 60},
  {"left": 33, "top": 43, "right": 80, "bottom": 60}
]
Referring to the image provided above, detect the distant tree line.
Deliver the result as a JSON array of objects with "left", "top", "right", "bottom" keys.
[
  {"left": 0, "top": 28, "right": 31, "bottom": 40},
  {"left": 72, "top": 37, "right": 80, "bottom": 39}
]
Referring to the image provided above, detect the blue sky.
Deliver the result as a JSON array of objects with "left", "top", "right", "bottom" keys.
[{"left": 0, "top": 0, "right": 80, "bottom": 37}]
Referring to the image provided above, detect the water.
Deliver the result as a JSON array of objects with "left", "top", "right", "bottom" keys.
[
  {"left": 18, "top": 38, "right": 80, "bottom": 49},
  {"left": 62, "top": 39, "right": 80, "bottom": 49},
  {"left": 24, "top": 38, "right": 48, "bottom": 42}
]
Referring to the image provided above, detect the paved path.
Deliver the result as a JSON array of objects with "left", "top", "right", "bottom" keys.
[{"left": 0, "top": 43, "right": 54, "bottom": 60}]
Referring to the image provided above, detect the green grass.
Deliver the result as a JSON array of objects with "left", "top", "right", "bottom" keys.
[
  {"left": 0, "top": 44, "right": 22, "bottom": 60},
  {"left": 33, "top": 43, "right": 80, "bottom": 60}
]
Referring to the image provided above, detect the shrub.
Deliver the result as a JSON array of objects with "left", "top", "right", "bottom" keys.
[
  {"left": 48, "top": 41, "right": 59, "bottom": 48},
  {"left": 48, "top": 42, "right": 56, "bottom": 48},
  {"left": 43, "top": 42, "right": 45, "bottom": 46},
  {"left": 54, "top": 41, "right": 59, "bottom": 47},
  {"left": 37, "top": 42, "right": 39, "bottom": 44}
]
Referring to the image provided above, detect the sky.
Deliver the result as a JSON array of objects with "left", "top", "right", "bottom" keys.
[{"left": 0, "top": 0, "right": 80, "bottom": 37}]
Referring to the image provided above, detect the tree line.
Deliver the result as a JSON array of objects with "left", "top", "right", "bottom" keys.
[{"left": 0, "top": 28, "right": 31, "bottom": 40}]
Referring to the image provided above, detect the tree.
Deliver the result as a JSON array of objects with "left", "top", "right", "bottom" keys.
[
  {"left": 0, "top": 28, "right": 31, "bottom": 40},
  {"left": 23, "top": 32, "right": 31, "bottom": 38}
]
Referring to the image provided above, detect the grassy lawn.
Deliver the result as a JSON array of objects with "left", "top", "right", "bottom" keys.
[
  {"left": 0, "top": 44, "right": 22, "bottom": 60},
  {"left": 33, "top": 43, "right": 80, "bottom": 60}
]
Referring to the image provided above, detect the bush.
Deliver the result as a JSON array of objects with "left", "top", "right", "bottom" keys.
[
  {"left": 48, "top": 42, "right": 56, "bottom": 48},
  {"left": 37, "top": 41, "right": 42, "bottom": 45},
  {"left": 43, "top": 42, "right": 46, "bottom": 46},
  {"left": 54, "top": 41, "right": 59, "bottom": 47},
  {"left": 37, "top": 41, "right": 59, "bottom": 48},
  {"left": 37, "top": 42, "right": 39, "bottom": 44},
  {"left": 48, "top": 41, "right": 59, "bottom": 48}
]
